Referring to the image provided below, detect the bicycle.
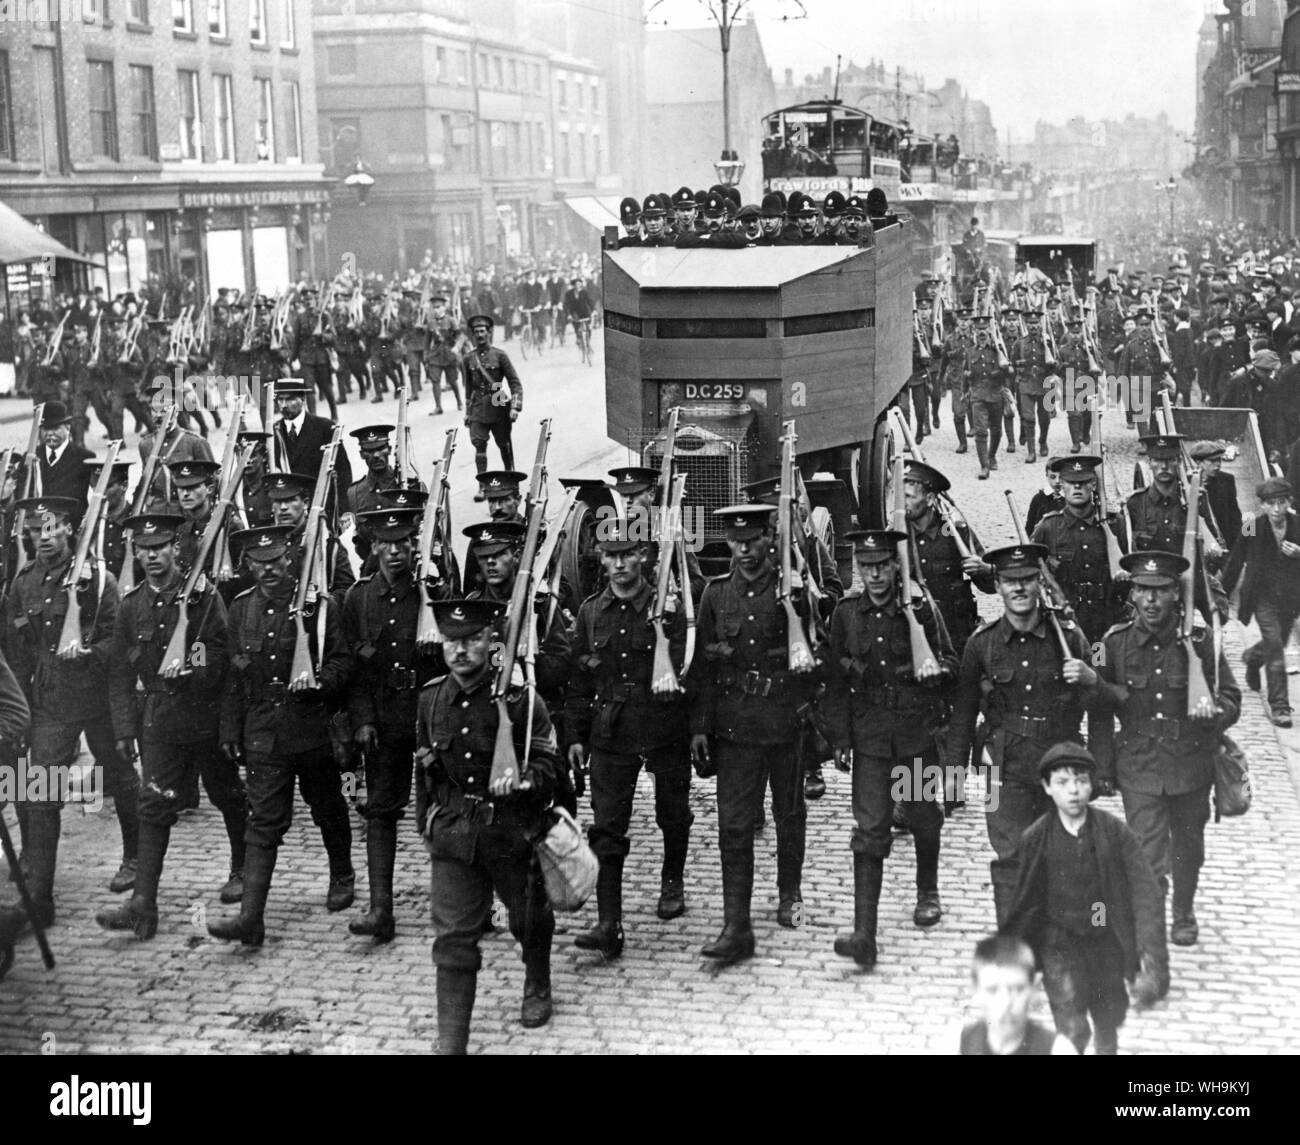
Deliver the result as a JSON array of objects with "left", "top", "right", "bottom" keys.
[
  {"left": 574, "top": 317, "right": 593, "bottom": 367},
  {"left": 549, "top": 303, "right": 566, "bottom": 349},
  {"left": 519, "top": 307, "right": 546, "bottom": 360}
]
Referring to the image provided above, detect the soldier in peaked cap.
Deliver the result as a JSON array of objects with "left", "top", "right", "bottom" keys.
[
  {"left": 462, "top": 312, "right": 523, "bottom": 481},
  {"left": 236, "top": 431, "right": 275, "bottom": 529},
  {"left": 822, "top": 529, "right": 957, "bottom": 970},
  {"left": 1085, "top": 549, "right": 1240, "bottom": 970},
  {"left": 687, "top": 504, "right": 821, "bottom": 966},
  {"left": 1031, "top": 455, "right": 1130, "bottom": 644},
  {"left": 416, "top": 596, "right": 560, "bottom": 1052},
  {"left": 95, "top": 512, "right": 247, "bottom": 940},
  {"left": 167, "top": 458, "right": 222, "bottom": 579},
  {"left": 1, "top": 495, "right": 137, "bottom": 924},
  {"left": 945, "top": 542, "right": 1102, "bottom": 926},
  {"left": 266, "top": 471, "right": 356, "bottom": 602},
  {"left": 346, "top": 424, "right": 425, "bottom": 568},
  {"left": 1126, "top": 437, "right": 1224, "bottom": 589},
  {"left": 207, "top": 524, "right": 355, "bottom": 947},
  {"left": 476, "top": 469, "right": 527, "bottom": 519},
  {"left": 84, "top": 457, "right": 134, "bottom": 580},
  {"left": 564, "top": 515, "right": 694, "bottom": 958},
  {"left": 341, "top": 506, "right": 446, "bottom": 943}
]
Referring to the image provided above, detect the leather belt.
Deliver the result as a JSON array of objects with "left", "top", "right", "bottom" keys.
[
  {"left": 999, "top": 713, "right": 1069, "bottom": 739},
  {"left": 859, "top": 685, "right": 926, "bottom": 710},
  {"left": 387, "top": 667, "right": 418, "bottom": 691},
  {"left": 1067, "top": 582, "right": 1109, "bottom": 604},
  {"left": 596, "top": 681, "right": 654, "bottom": 703},
  {"left": 718, "top": 668, "right": 790, "bottom": 697},
  {"left": 1135, "top": 716, "right": 1199, "bottom": 743}
]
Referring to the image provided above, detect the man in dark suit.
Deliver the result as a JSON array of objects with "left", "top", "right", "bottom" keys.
[
  {"left": 272, "top": 377, "right": 353, "bottom": 524},
  {"left": 1223, "top": 476, "right": 1300, "bottom": 727},
  {"left": 35, "top": 401, "right": 95, "bottom": 519}
]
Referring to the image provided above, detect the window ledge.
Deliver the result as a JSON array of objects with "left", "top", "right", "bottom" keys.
[
  {"left": 280, "top": 45, "right": 298, "bottom": 55},
  {"left": 173, "top": 29, "right": 198, "bottom": 41},
  {"left": 251, "top": 40, "right": 270, "bottom": 52},
  {"left": 209, "top": 35, "right": 231, "bottom": 46},
  {"left": 126, "top": 21, "right": 152, "bottom": 33}
]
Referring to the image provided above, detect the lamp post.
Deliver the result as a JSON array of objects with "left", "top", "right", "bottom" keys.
[
  {"left": 345, "top": 156, "right": 376, "bottom": 206},
  {"left": 647, "top": 0, "right": 805, "bottom": 189},
  {"left": 1158, "top": 176, "right": 1177, "bottom": 241}
]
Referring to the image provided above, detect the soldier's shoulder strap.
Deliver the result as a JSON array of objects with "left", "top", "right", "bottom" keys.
[
  {"left": 123, "top": 580, "right": 146, "bottom": 598},
  {"left": 969, "top": 616, "right": 999, "bottom": 641},
  {"left": 1100, "top": 619, "right": 1133, "bottom": 641},
  {"left": 422, "top": 673, "right": 450, "bottom": 693},
  {"left": 233, "top": 585, "right": 257, "bottom": 603}
]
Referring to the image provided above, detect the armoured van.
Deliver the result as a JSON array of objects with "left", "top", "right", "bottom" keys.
[
  {"left": 1015, "top": 235, "right": 1096, "bottom": 295},
  {"left": 598, "top": 224, "right": 912, "bottom": 577}
]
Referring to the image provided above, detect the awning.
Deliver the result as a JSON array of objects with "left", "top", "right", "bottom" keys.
[
  {"left": 563, "top": 195, "right": 624, "bottom": 232},
  {"left": 0, "top": 198, "right": 101, "bottom": 266}
]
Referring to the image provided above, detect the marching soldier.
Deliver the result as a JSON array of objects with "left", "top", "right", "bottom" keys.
[
  {"left": 63, "top": 319, "right": 97, "bottom": 448},
  {"left": 1011, "top": 310, "right": 1054, "bottom": 463},
  {"left": 1056, "top": 315, "right": 1093, "bottom": 452},
  {"left": 345, "top": 424, "right": 401, "bottom": 565},
  {"left": 0, "top": 496, "right": 138, "bottom": 924},
  {"left": 290, "top": 289, "right": 340, "bottom": 421},
  {"left": 138, "top": 395, "right": 215, "bottom": 503},
  {"left": 1085, "top": 550, "right": 1240, "bottom": 968},
  {"left": 945, "top": 543, "right": 1100, "bottom": 926},
  {"left": 938, "top": 310, "right": 972, "bottom": 453},
  {"left": 461, "top": 314, "right": 523, "bottom": 478},
  {"left": 334, "top": 294, "right": 370, "bottom": 403},
  {"left": 423, "top": 295, "right": 465, "bottom": 416},
  {"left": 564, "top": 518, "right": 693, "bottom": 958},
  {"left": 416, "top": 598, "right": 560, "bottom": 1052},
  {"left": 207, "top": 524, "right": 355, "bottom": 946},
  {"left": 169, "top": 459, "right": 222, "bottom": 577},
  {"left": 341, "top": 507, "right": 445, "bottom": 942},
  {"left": 85, "top": 458, "right": 134, "bottom": 589},
  {"left": 688, "top": 505, "right": 820, "bottom": 965},
  {"left": 266, "top": 472, "right": 356, "bottom": 602},
  {"left": 1031, "top": 456, "right": 1130, "bottom": 644},
  {"left": 824, "top": 530, "right": 956, "bottom": 970},
  {"left": 1117, "top": 310, "right": 1168, "bottom": 427},
  {"left": 398, "top": 291, "right": 428, "bottom": 401},
  {"left": 965, "top": 314, "right": 1010, "bottom": 479},
  {"left": 237, "top": 431, "right": 276, "bottom": 529},
  {"left": 901, "top": 460, "right": 992, "bottom": 650},
  {"left": 95, "top": 513, "right": 247, "bottom": 940}
]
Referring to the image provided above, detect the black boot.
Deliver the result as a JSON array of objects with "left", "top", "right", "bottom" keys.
[
  {"left": 208, "top": 843, "right": 274, "bottom": 946},
  {"left": 574, "top": 856, "right": 624, "bottom": 957},
  {"left": 776, "top": 836, "right": 804, "bottom": 928},
  {"left": 834, "top": 853, "right": 882, "bottom": 968},
  {"left": 521, "top": 955, "right": 553, "bottom": 1028},
  {"left": 912, "top": 828, "right": 942, "bottom": 928},
  {"left": 436, "top": 966, "right": 477, "bottom": 1054},
  {"left": 350, "top": 820, "right": 397, "bottom": 941},
  {"left": 108, "top": 775, "right": 141, "bottom": 892},
  {"left": 976, "top": 438, "right": 990, "bottom": 480},
  {"left": 804, "top": 763, "right": 827, "bottom": 801},
  {"left": 22, "top": 808, "right": 60, "bottom": 928},
  {"left": 320, "top": 820, "right": 355, "bottom": 912},
  {"left": 657, "top": 830, "right": 688, "bottom": 920},
  {"left": 702, "top": 850, "right": 755, "bottom": 964},
  {"left": 1171, "top": 865, "right": 1200, "bottom": 946},
  {"left": 96, "top": 821, "right": 167, "bottom": 940}
]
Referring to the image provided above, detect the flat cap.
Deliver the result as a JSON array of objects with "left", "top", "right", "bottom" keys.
[{"left": 1038, "top": 741, "right": 1097, "bottom": 779}]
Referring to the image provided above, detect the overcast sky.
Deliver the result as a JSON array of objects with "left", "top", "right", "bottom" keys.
[{"left": 648, "top": 0, "right": 1211, "bottom": 140}]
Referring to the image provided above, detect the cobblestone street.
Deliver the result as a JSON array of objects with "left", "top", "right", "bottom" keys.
[{"left": 2, "top": 380, "right": 1299, "bottom": 1056}]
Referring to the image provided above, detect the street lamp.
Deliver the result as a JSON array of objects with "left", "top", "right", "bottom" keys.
[
  {"left": 345, "top": 156, "right": 376, "bottom": 206},
  {"left": 714, "top": 149, "right": 744, "bottom": 186},
  {"left": 1157, "top": 176, "right": 1177, "bottom": 240}
]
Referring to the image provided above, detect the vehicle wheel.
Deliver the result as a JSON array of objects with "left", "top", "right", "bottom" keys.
[
  {"left": 519, "top": 330, "right": 532, "bottom": 361},
  {"left": 856, "top": 415, "right": 895, "bottom": 529},
  {"left": 560, "top": 500, "right": 601, "bottom": 603}
]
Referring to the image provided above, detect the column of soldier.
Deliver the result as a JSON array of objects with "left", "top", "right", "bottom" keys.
[
  {"left": 613, "top": 184, "right": 902, "bottom": 248},
  {"left": 892, "top": 247, "right": 1300, "bottom": 1053}
]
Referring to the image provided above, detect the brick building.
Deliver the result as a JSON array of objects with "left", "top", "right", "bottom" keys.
[
  {"left": 313, "top": 0, "right": 611, "bottom": 273},
  {"left": 0, "top": 0, "right": 331, "bottom": 314}
]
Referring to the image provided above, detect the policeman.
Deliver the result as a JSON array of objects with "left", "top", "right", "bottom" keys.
[
  {"left": 688, "top": 505, "right": 819, "bottom": 965},
  {"left": 901, "top": 460, "right": 991, "bottom": 649},
  {"left": 168, "top": 459, "right": 222, "bottom": 576},
  {"left": 946, "top": 543, "right": 1100, "bottom": 925},
  {"left": 416, "top": 598, "right": 560, "bottom": 1052},
  {"left": 616, "top": 196, "right": 643, "bottom": 247},
  {"left": 1086, "top": 550, "right": 1240, "bottom": 959},
  {"left": 565, "top": 516, "right": 693, "bottom": 957},
  {"left": 1032, "top": 456, "right": 1130, "bottom": 644},
  {"left": 461, "top": 314, "right": 522, "bottom": 478},
  {"left": 95, "top": 513, "right": 246, "bottom": 940},
  {"left": 342, "top": 507, "right": 443, "bottom": 942},
  {"left": 965, "top": 314, "right": 1009, "bottom": 479},
  {"left": 0, "top": 496, "right": 137, "bottom": 922},
  {"left": 638, "top": 194, "right": 672, "bottom": 248},
  {"left": 1011, "top": 310, "right": 1053, "bottom": 463},
  {"left": 671, "top": 186, "right": 700, "bottom": 236},
  {"left": 824, "top": 530, "right": 956, "bottom": 969},
  {"left": 207, "top": 524, "right": 355, "bottom": 946}
]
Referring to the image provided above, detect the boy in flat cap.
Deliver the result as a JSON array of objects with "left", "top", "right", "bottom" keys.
[
  {"left": 416, "top": 598, "right": 560, "bottom": 1052},
  {"left": 1223, "top": 477, "right": 1300, "bottom": 727},
  {"left": 1004, "top": 742, "right": 1165, "bottom": 1055}
]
